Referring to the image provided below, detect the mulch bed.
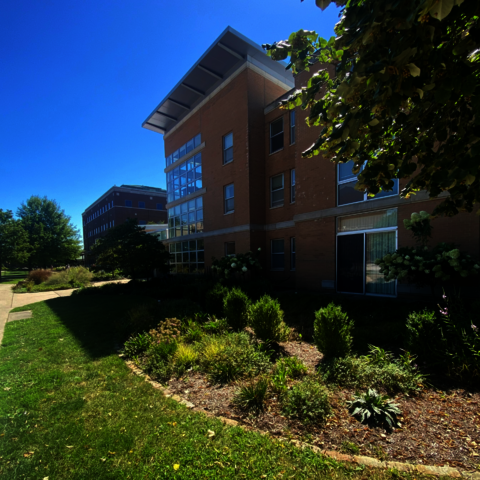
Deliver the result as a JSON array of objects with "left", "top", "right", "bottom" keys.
[{"left": 167, "top": 341, "right": 480, "bottom": 471}]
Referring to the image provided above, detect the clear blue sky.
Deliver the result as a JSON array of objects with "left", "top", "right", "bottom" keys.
[{"left": 1, "top": 0, "right": 340, "bottom": 234}]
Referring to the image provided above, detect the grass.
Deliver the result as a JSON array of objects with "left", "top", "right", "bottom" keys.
[
  {"left": 0, "top": 270, "right": 27, "bottom": 285},
  {"left": 0, "top": 295, "right": 449, "bottom": 479}
]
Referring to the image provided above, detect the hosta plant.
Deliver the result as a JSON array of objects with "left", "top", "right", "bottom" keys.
[{"left": 348, "top": 389, "right": 401, "bottom": 430}]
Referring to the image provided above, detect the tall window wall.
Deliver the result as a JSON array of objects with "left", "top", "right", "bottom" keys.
[
  {"left": 166, "top": 153, "right": 202, "bottom": 203},
  {"left": 168, "top": 197, "right": 203, "bottom": 239},
  {"left": 165, "top": 134, "right": 201, "bottom": 167},
  {"left": 169, "top": 239, "right": 204, "bottom": 274}
]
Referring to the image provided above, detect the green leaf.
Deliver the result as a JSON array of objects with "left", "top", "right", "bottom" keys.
[
  {"left": 429, "top": 0, "right": 455, "bottom": 21},
  {"left": 315, "top": 0, "right": 332, "bottom": 11},
  {"left": 406, "top": 63, "right": 421, "bottom": 77}
]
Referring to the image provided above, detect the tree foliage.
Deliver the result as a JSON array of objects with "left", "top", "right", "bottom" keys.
[
  {"left": 90, "top": 218, "right": 170, "bottom": 279},
  {"left": 0, "top": 209, "right": 29, "bottom": 277},
  {"left": 16, "top": 196, "right": 82, "bottom": 268},
  {"left": 263, "top": 0, "right": 480, "bottom": 216}
]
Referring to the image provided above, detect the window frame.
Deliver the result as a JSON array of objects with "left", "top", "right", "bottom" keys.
[
  {"left": 125, "top": 200, "right": 132, "bottom": 207},
  {"left": 138, "top": 201, "right": 145, "bottom": 209},
  {"left": 224, "top": 183, "right": 235, "bottom": 214},
  {"left": 270, "top": 117, "right": 284, "bottom": 154},
  {"left": 290, "top": 110, "right": 295, "bottom": 145},
  {"left": 270, "top": 173, "right": 284, "bottom": 208},
  {"left": 270, "top": 239, "right": 285, "bottom": 271},
  {"left": 223, "top": 132, "right": 233, "bottom": 165},
  {"left": 290, "top": 169, "right": 296, "bottom": 203}
]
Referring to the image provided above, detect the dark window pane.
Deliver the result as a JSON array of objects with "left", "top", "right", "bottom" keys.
[
  {"left": 271, "top": 189, "right": 284, "bottom": 207},
  {"left": 224, "top": 147, "right": 233, "bottom": 164},
  {"left": 225, "top": 198, "right": 234, "bottom": 213},
  {"left": 271, "top": 118, "right": 283, "bottom": 136},
  {"left": 368, "top": 179, "right": 399, "bottom": 200},
  {"left": 338, "top": 161, "right": 358, "bottom": 182},
  {"left": 337, "top": 234, "right": 364, "bottom": 293},
  {"left": 225, "top": 242, "right": 235, "bottom": 255},
  {"left": 271, "top": 239, "right": 284, "bottom": 254},
  {"left": 338, "top": 181, "right": 364, "bottom": 205},
  {"left": 270, "top": 132, "right": 284, "bottom": 153}
]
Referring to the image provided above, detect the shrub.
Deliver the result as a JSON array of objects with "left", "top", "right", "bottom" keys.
[
  {"left": 347, "top": 389, "right": 401, "bottom": 430},
  {"left": 44, "top": 266, "right": 93, "bottom": 287},
  {"left": 205, "top": 283, "right": 229, "bottom": 317},
  {"left": 405, "top": 309, "right": 440, "bottom": 360},
  {"left": 182, "top": 320, "right": 203, "bottom": 343},
  {"left": 249, "top": 295, "right": 289, "bottom": 343},
  {"left": 124, "top": 332, "right": 152, "bottom": 357},
  {"left": 173, "top": 344, "right": 198, "bottom": 375},
  {"left": 149, "top": 318, "right": 181, "bottom": 344},
  {"left": 202, "top": 317, "right": 229, "bottom": 335},
  {"left": 278, "top": 356, "right": 308, "bottom": 379},
  {"left": 197, "top": 333, "right": 271, "bottom": 384},
  {"left": 281, "top": 378, "right": 331, "bottom": 424},
  {"left": 211, "top": 249, "right": 262, "bottom": 279},
  {"left": 270, "top": 362, "right": 288, "bottom": 395},
  {"left": 314, "top": 303, "right": 353, "bottom": 359},
  {"left": 223, "top": 288, "right": 250, "bottom": 331},
  {"left": 26, "top": 269, "right": 52, "bottom": 285},
  {"left": 233, "top": 377, "right": 269, "bottom": 412},
  {"left": 320, "top": 346, "right": 425, "bottom": 394}
]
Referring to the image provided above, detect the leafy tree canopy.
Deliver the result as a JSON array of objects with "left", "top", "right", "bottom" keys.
[
  {"left": 0, "top": 209, "right": 29, "bottom": 277},
  {"left": 17, "top": 196, "right": 82, "bottom": 268},
  {"left": 263, "top": 0, "right": 480, "bottom": 216},
  {"left": 90, "top": 219, "right": 170, "bottom": 279}
]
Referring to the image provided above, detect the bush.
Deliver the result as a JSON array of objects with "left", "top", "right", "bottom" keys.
[
  {"left": 249, "top": 295, "right": 289, "bottom": 343},
  {"left": 223, "top": 288, "right": 250, "bottom": 331},
  {"left": 173, "top": 344, "right": 198, "bottom": 375},
  {"left": 347, "top": 389, "right": 401, "bottom": 430},
  {"left": 314, "top": 303, "right": 353, "bottom": 359},
  {"left": 26, "top": 269, "right": 52, "bottom": 285},
  {"left": 205, "top": 283, "right": 229, "bottom": 317},
  {"left": 233, "top": 377, "right": 269, "bottom": 412},
  {"left": 149, "top": 318, "right": 181, "bottom": 344},
  {"left": 197, "top": 333, "right": 271, "bottom": 384},
  {"left": 124, "top": 332, "right": 152, "bottom": 357},
  {"left": 278, "top": 356, "right": 308, "bottom": 379},
  {"left": 44, "top": 266, "right": 93, "bottom": 287},
  {"left": 281, "top": 378, "right": 331, "bottom": 424},
  {"left": 405, "top": 310, "right": 440, "bottom": 361},
  {"left": 320, "top": 346, "right": 425, "bottom": 394}
]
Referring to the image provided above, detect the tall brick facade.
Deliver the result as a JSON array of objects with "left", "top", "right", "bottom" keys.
[
  {"left": 142, "top": 27, "right": 479, "bottom": 296},
  {"left": 82, "top": 185, "right": 167, "bottom": 258}
]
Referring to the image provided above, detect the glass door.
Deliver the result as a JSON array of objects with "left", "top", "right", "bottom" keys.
[
  {"left": 337, "top": 234, "right": 364, "bottom": 293},
  {"left": 365, "top": 231, "right": 396, "bottom": 295}
]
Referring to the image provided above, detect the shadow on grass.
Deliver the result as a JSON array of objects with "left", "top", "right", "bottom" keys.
[
  {"left": 0, "top": 270, "right": 27, "bottom": 284},
  {"left": 43, "top": 294, "right": 157, "bottom": 360}
]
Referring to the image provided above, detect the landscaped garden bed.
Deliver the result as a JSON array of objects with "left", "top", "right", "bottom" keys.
[{"left": 86, "top": 277, "right": 480, "bottom": 474}]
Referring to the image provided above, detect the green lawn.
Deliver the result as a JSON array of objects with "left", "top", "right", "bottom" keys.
[
  {"left": 0, "top": 270, "right": 27, "bottom": 285},
  {"left": 0, "top": 294, "right": 440, "bottom": 479}
]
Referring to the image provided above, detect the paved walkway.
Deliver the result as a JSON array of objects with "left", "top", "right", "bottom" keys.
[{"left": 0, "top": 280, "right": 130, "bottom": 344}]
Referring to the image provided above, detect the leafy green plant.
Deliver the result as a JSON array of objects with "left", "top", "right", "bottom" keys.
[
  {"left": 202, "top": 317, "right": 229, "bottom": 335},
  {"left": 205, "top": 283, "right": 229, "bottom": 317},
  {"left": 173, "top": 344, "right": 198, "bottom": 375},
  {"left": 280, "top": 356, "right": 308, "bottom": 378},
  {"left": 281, "top": 378, "right": 331, "bottom": 424},
  {"left": 314, "top": 303, "right": 353, "bottom": 359},
  {"left": 223, "top": 287, "right": 250, "bottom": 331},
  {"left": 233, "top": 377, "right": 269, "bottom": 412},
  {"left": 347, "top": 389, "right": 401, "bottom": 430},
  {"left": 320, "top": 345, "right": 425, "bottom": 394},
  {"left": 341, "top": 441, "right": 360, "bottom": 455},
  {"left": 124, "top": 332, "right": 152, "bottom": 357},
  {"left": 44, "top": 266, "right": 93, "bottom": 287},
  {"left": 270, "top": 361, "right": 288, "bottom": 395},
  {"left": 183, "top": 322, "right": 203, "bottom": 343},
  {"left": 248, "top": 295, "right": 289, "bottom": 343}
]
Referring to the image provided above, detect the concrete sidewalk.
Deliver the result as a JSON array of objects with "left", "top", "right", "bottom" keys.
[{"left": 0, "top": 279, "right": 130, "bottom": 344}]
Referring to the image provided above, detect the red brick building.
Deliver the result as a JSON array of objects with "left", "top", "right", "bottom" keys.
[
  {"left": 82, "top": 185, "right": 167, "bottom": 256},
  {"left": 142, "top": 27, "right": 479, "bottom": 296}
]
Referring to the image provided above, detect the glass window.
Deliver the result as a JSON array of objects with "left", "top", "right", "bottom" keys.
[
  {"left": 290, "top": 110, "right": 295, "bottom": 145},
  {"left": 337, "top": 161, "right": 399, "bottom": 206},
  {"left": 270, "top": 118, "right": 284, "bottom": 153},
  {"left": 225, "top": 242, "right": 235, "bottom": 256},
  {"left": 165, "top": 134, "right": 201, "bottom": 167},
  {"left": 125, "top": 200, "right": 132, "bottom": 207},
  {"left": 223, "top": 132, "right": 233, "bottom": 164},
  {"left": 138, "top": 220, "right": 147, "bottom": 225},
  {"left": 138, "top": 201, "right": 145, "bottom": 208},
  {"left": 271, "top": 239, "right": 285, "bottom": 270},
  {"left": 337, "top": 209, "right": 398, "bottom": 233},
  {"left": 291, "top": 237, "right": 296, "bottom": 270},
  {"left": 291, "top": 169, "right": 296, "bottom": 203},
  {"left": 224, "top": 184, "right": 234, "bottom": 214},
  {"left": 156, "top": 203, "right": 163, "bottom": 210},
  {"left": 271, "top": 174, "right": 284, "bottom": 208}
]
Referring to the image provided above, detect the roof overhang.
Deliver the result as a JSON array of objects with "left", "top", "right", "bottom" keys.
[{"left": 142, "top": 26, "right": 294, "bottom": 136}]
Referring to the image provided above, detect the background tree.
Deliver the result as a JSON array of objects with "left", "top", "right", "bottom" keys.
[
  {"left": 90, "top": 219, "right": 170, "bottom": 279},
  {"left": 0, "top": 209, "right": 29, "bottom": 279},
  {"left": 263, "top": 0, "right": 480, "bottom": 216},
  {"left": 17, "top": 196, "right": 82, "bottom": 269}
]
